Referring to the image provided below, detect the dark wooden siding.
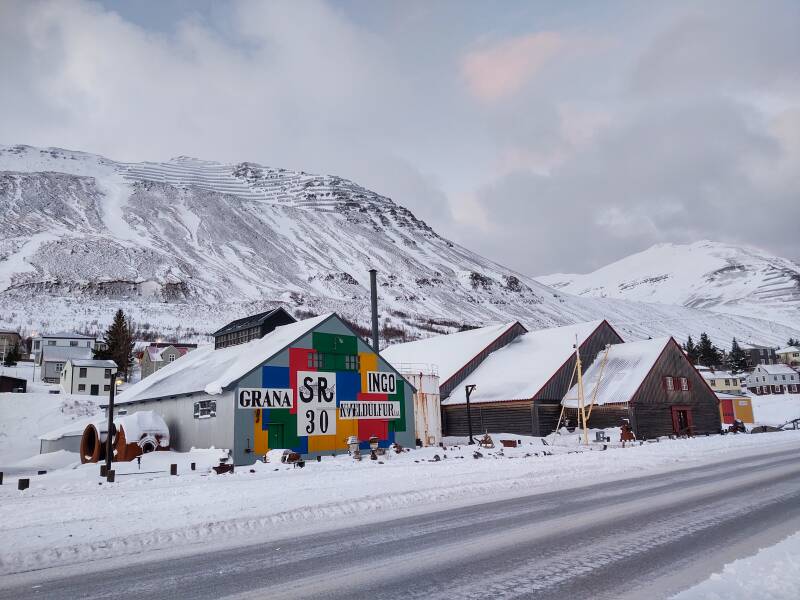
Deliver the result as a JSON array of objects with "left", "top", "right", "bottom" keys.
[
  {"left": 631, "top": 341, "right": 721, "bottom": 439},
  {"left": 564, "top": 405, "right": 630, "bottom": 432},
  {"left": 442, "top": 401, "right": 533, "bottom": 436},
  {"left": 441, "top": 322, "right": 527, "bottom": 399},
  {"left": 531, "top": 321, "right": 624, "bottom": 435}
]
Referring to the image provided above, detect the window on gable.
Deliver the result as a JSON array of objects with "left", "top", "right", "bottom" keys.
[
  {"left": 665, "top": 376, "right": 674, "bottom": 391},
  {"left": 680, "top": 377, "right": 689, "bottom": 391},
  {"left": 168, "top": 353, "right": 176, "bottom": 362}
]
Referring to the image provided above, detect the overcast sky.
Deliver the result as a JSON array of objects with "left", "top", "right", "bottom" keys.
[{"left": 1, "top": 0, "right": 798, "bottom": 274}]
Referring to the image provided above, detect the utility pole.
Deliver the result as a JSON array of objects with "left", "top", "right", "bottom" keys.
[
  {"left": 465, "top": 384, "right": 477, "bottom": 444},
  {"left": 104, "top": 369, "right": 118, "bottom": 472},
  {"left": 575, "top": 337, "right": 589, "bottom": 446}
]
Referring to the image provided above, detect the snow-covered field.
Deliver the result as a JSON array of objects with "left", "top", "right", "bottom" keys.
[
  {"left": 673, "top": 530, "right": 800, "bottom": 600},
  {"left": 751, "top": 393, "right": 800, "bottom": 427},
  {"left": 1, "top": 425, "right": 798, "bottom": 576}
]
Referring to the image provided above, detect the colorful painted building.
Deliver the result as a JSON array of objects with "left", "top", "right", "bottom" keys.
[{"left": 104, "top": 312, "right": 415, "bottom": 465}]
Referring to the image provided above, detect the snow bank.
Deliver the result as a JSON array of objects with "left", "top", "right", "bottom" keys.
[
  {"left": 751, "top": 393, "right": 800, "bottom": 426},
  {"left": 0, "top": 430, "right": 798, "bottom": 575},
  {"left": 672, "top": 530, "right": 800, "bottom": 599}
]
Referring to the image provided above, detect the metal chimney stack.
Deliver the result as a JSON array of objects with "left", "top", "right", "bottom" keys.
[{"left": 369, "top": 268, "right": 379, "bottom": 351}]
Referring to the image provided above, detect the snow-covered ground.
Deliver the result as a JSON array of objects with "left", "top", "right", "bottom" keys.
[
  {"left": 751, "top": 393, "right": 800, "bottom": 427},
  {"left": 673, "top": 530, "right": 800, "bottom": 600},
  {"left": 1, "top": 426, "right": 798, "bottom": 576}
]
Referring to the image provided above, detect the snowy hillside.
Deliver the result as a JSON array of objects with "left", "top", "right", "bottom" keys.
[
  {"left": 538, "top": 241, "right": 800, "bottom": 331},
  {"left": 1, "top": 144, "right": 798, "bottom": 347}
]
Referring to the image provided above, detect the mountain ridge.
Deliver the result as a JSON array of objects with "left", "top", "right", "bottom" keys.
[{"left": 1, "top": 144, "right": 798, "bottom": 348}]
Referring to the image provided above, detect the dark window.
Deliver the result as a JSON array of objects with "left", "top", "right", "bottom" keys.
[
  {"left": 194, "top": 400, "right": 217, "bottom": 419},
  {"left": 47, "top": 340, "right": 56, "bottom": 346},
  {"left": 78, "top": 384, "right": 85, "bottom": 391},
  {"left": 70, "top": 341, "right": 78, "bottom": 347},
  {"left": 103, "top": 385, "right": 110, "bottom": 391},
  {"left": 104, "top": 369, "right": 112, "bottom": 379},
  {"left": 79, "top": 367, "right": 87, "bottom": 378}
]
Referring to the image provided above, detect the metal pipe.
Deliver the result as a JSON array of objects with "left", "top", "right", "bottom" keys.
[
  {"left": 104, "top": 372, "right": 117, "bottom": 472},
  {"left": 369, "top": 269, "right": 379, "bottom": 352},
  {"left": 465, "top": 384, "right": 476, "bottom": 444}
]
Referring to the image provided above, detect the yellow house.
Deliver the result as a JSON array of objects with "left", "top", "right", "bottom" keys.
[
  {"left": 700, "top": 369, "right": 744, "bottom": 394},
  {"left": 717, "top": 392, "right": 754, "bottom": 425},
  {"left": 777, "top": 346, "right": 800, "bottom": 367}
]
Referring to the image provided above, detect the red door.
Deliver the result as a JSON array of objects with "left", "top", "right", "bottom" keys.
[
  {"left": 671, "top": 406, "right": 694, "bottom": 436},
  {"left": 720, "top": 399, "right": 734, "bottom": 425}
]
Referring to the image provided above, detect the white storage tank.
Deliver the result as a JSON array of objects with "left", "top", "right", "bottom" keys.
[{"left": 401, "top": 365, "right": 441, "bottom": 447}]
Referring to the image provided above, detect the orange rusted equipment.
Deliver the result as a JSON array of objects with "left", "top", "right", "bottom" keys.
[
  {"left": 80, "top": 411, "right": 170, "bottom": 464},
  {"left": 620, "top": 420, "right": 636, "bottom": 442}
]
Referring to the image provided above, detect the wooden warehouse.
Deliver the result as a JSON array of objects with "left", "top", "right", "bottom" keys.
[
  {"left": 442, "top": 320, "right": 623, "bottom": 436},
  {"left": 382, "top": 321, "right": 527, "bottom": 399},
  {"left": 561, "top": 337, "right": 721, "bottom": 438}
]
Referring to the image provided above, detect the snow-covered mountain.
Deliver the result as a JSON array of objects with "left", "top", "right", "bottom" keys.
[
  {"left": 1, "top": 144, "right": 798, "bottom": 348},
  {"left": 537, "top": 241, "right": 800, "bottom": 330}
]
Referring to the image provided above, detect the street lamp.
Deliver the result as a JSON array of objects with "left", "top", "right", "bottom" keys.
[
  {"left": 104, "top": 370, "right": 120, "bottom": 474},
  {"left": 465, "top": 384, "right": 477, "bottom": 445}
]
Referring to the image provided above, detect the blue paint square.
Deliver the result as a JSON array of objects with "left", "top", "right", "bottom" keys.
[{"left": 336, "top": 371, "right": 360, "bottom": 406}]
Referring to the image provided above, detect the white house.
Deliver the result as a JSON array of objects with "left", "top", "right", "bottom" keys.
[
  {"left": 746, "top": 363, "right": 799, "bottom": 395},
  {"left": 60, "top": 359, "right": 118, "bottom": 396},
  {"left": 32, "top": 332, "right": 95, "bottom": 361}
]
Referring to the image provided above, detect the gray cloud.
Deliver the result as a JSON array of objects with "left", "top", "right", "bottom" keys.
[{"left": 0, "top": 0, "right": 797, "bottom": 276}]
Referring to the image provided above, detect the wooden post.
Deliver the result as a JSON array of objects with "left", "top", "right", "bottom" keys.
[
  {"left": 18, "top": 478, "right": 29, "bottom": 491},
  {"left": 100, "top": 464, "right": 108, "bottom": 477},
  {"left": 0, "top": 471, "right": 3, "bottom": 485},
  {"left": 170, "top": 464, "right": 177, "bottom": 476},
  {"left": 106, "top": 470, "right": 115, "bottom": 483},
  {"left": 190, "top": 462, "right": 196, "bottom": 471}
]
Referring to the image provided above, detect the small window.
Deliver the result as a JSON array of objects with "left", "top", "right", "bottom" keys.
[
  {"left": 665, "top": 376, "right": 674, "bottom": 391},
  {"left": 773, "top": 385, "right": 781, "bottom": 393},
  {"left": 70, "top": 341, "right": 78, "bottom": 347},
  {"left": 79, "top": 367, "right": 87, "bottom": 378},
  {"left": 78, "top": 384, "right": 85, "bottom": 391},
  {"left": 782, "top": 375, "right": 787, "bottom": 381},
  {"left": 47, "top": 340, "right": 56, "bottom": 346},
  {"left": 86, "top": 341, "right": 92, "bottom": 347},
  {"left": 724, "top": 379, "right": 730, "bottom": 386},
  {"left": 193, "top": 400, "right": 217, "bottom": 419},
  {"left": 104, "top": 369, "right": 112, "bottom": 379},
  {"left": 104, "top": 384, "right": 110, "bottom": 391},
  {"left": 709, "top": 379, "right": 715, "bottom": 386},
  {"left": 680, "top": 377, "right": 689, "bottom": 391},
  {"left": 34, "top": 340, "right": 40, "bottom": 349},
  {"left": 168, "top": 353, "right": 176, "bottom": 362},
  {"left": 55, "top": 362, "right": 64, "bottom": 373}
]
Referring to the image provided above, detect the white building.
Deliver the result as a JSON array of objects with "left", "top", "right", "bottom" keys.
[
  {"left": 746, "top": 363, "right": 799, "bottom": 395},
  {"left": 777, "top": 346, "right": 800, "bottom": 368},
  {"left": 32, "top": 332, "right": 95, "bottom": 361},
  {"left": 60, "top": 359, "right": 118, "bottom": 396}
]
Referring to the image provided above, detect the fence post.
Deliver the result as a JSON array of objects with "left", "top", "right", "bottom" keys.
[
  {"left": 170, "top": 464, "right": 178, "bottom": 476},
  {"left": 106, "top": 470, "right": 115, "bottom": 483}
]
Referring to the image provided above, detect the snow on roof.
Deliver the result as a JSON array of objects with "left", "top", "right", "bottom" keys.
[
  {"left": 38, "top": 414, "right": 104, "bottom": 441},
  {"left": 443, "top": 320, "right": 605, "bottom": 405},
  {"left": 41, "top": 346, "right": 92, "bottom": 361},
  {"left": 777, "top": 346, "right": 800, "bottom": 354},
  {"left": 700, "top": 370, "right": 740, "bottom": 380},
  {"left": 36, "top": 331, "right": 95, "bottom": 339},
  {"left": 562, "top": 337, "right": 672, "bottom": 409},
  {"left": 112, "top": 313, "right": 334, "bottom": 405},
  {"left": 382, "top": 322, "right": 521, "bottom": 385},
  {"left": 755, "top": 363, "right": 798, "bottom": 375},
  {"left": 146, "top": 347, "right": 163, "bottom": 362},
  {"left": 117, "top": 411, "right": 169, "bottom": 444},
  {"left": 67, "top": 359, "right": 117, "bottom": 368}
]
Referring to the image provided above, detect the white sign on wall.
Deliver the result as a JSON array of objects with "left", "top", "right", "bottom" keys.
[
  {"left": 366, "top": 371, "right": 396, "bottom": 394},
  {"left": 238, "top": 388, "right": 293, "bottom": 409},
  {"left": 339, "top": 401, "right": 401, "bottom": 420},
  {"left": 296, "top": 371, "right": 337, "bottom": 436}
]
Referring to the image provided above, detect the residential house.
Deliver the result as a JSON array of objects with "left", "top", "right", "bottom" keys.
[
  {"left": 777, "top": 346, "right": 800, "bottom": 368},
  {"left": 140, "top": 344, "right": 196, "bottom": 379},
  {"left": 746, "top": 363, "right": 799, "bottom": 395},
  {"left": 212, "top": 307, "right": 296, "bottom": 349},
  {"left": 105, "top": 312, "right": 416, "bottom": 465},
  {"left": 441, "top": 320, "right": 624, "bottom": 437},
  {"left": 39, "top": 345, "right": 93, "bottom": 383},
  {"left": 0, "top": 330, "right": 21, "bottom": 362},
  {"left": 562, "top": 337, "right": 721, "bottom": 438},
  {"left": 697, "top": 368, "right": 745, "bottom": 394},
  {"left": 60, "top": 359, "right": 118, "bottom": 395},
  {"left": 382, "top": 321, "right": 528, "bottom": 400},
  {"left": 740, "top": 343, "right": 779, "bottom": 368},
  {"left": 32, "top": 332, "right": 95, "bottom": 363}
]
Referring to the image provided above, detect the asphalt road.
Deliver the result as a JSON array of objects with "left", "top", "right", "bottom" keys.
[{"left": 2, "top": 447, "right": 800, "bottom": 600}]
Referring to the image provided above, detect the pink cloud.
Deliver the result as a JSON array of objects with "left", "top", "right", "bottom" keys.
[{"left": 462, "top": 32, "right": 564, "bottom": 102}]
